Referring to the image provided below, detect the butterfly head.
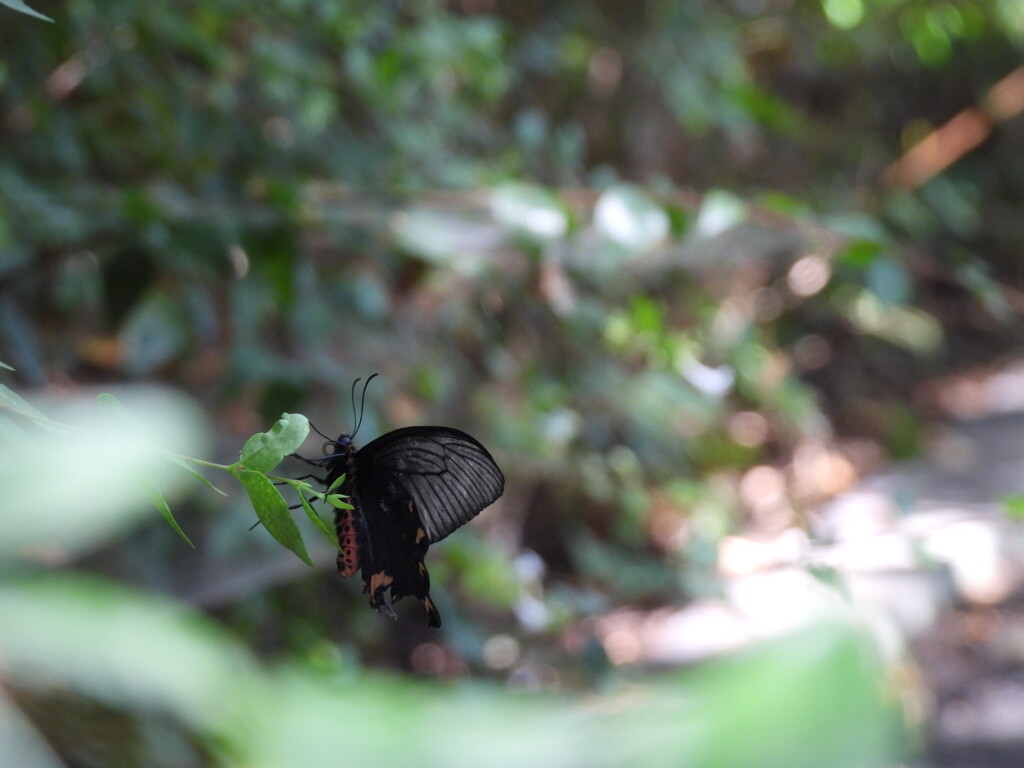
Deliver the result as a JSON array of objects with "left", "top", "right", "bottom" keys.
[{"left": 323, "top": 434, "right": 354, "bottom": 456}]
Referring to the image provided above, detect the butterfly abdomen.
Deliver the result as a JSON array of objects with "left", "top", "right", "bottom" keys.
[
  {"left": 330, "top": 448, "right": 362, "bottom": 579},
  {"left": 335, "top": 505, "right": 361, "bottom": 577}
]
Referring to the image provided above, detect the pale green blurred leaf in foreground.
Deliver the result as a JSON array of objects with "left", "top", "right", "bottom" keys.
[
  {"left": 0, "top": 688, "right": 64, "bottom": 768},
  {"left": 0, "top": 0, "right": 52, "bottom": 22},
  {"left": 0, "top": 572, "right": 904, "bottom": 768},
  {"left": 0, "top": 387, "right": 207, "bottom": 562}
]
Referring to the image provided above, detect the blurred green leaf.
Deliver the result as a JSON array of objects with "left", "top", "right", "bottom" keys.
[
  {"left": 0, "top": 571, "right": 906, "bottom": 768},
  {"left": 0, "top": 0, "right": 52, "bottom": 22},
  {"left": 836, "top": 239, "right": 884, "bottom": 269},
  {"left": 756, "top": 191, "right": 812, "bottom": 217},
  {"left": 146, "top": 480, "right": 194, "bottom": 548},
  {"left": 391, "top": 209, "right": 491, "bottom": 272},
  {"left": 1002, "top": 494, "right": 1024, "bottom": 520},
  {"left": 0, "top": 576, "right": 258, "bottom": 732},
  {"left": 822, "top": 0, "right": 864, "bottom": 30},
  {"left": 694, "top": 189, "right": 747, "bottom": 238},
  {"left": 956, "top": 261, "right": 1014, "bottom": 322},
  {"left": 594, "top": 185, "right": 670, "bottom": 252},
  {"left": 0, "top": 688, "right": 65, "bottom": 768},
  {"left": 0, "top": 414, "right": 27, "bottom": 444},
  {"left": 866, "top": 255, "right": 911, "bottom": 306},
  {"left": 98, "top": 392, "right": 197, "bottom": 545},
  {"left": 0, "top": 388, "right": 206, "bottom": 563},
  {"left": 491, "top": 183, "right": 568, "bottom": 241},
  {"left": 841, "top": 289, "right": 942, "bottom": 355},
  {"left": 240, "top": 413, "right": 310, "bottom": 473},
  {"left": 237, "top": 469, "right": 312, "bottom": 566},
  {"left": 96, "top": 391, "right": 133, "bottom": 419},
  {"left": 610, "top": 622, "right": 903, "bottom": 768},
  {"left": 0, "top": 382, "right": 54, "bottom": 428}
]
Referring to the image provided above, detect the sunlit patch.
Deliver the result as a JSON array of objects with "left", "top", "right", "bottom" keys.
[
  {"left": 791, "top": 441, "right": 857, "bottom": 500},
  {"left": 787, "top": 254, "right": 831, "bottom": 297},
  {"left": 727, "top": 411, "right": 769, "bottom": 448},
  {"left": 739, "top": 465, "right": 792, "bottom": 532},
  {"left": 594, "top": 606, "right": 750, "bottom": 666},
  {"left": 482, "top": 634, "right": 520, "bottom": 670},
  {"left": 603, "top": 628, "right": 642, "bottom": 666},
  {"left": 718, "top": 529, "right": 808, "bottom": 577}
]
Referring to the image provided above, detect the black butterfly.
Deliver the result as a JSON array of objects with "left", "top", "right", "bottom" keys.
[{"left": 295, "top": 376, "right": 504, "bottom": 627}]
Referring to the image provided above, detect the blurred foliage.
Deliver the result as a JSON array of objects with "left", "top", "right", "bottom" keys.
[{"left": 3, "top": 0, "right": 1024, "bottom": 763}]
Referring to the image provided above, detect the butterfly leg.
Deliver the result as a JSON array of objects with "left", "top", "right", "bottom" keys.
[
  {"left": 289, "top": 452, "right": 324, "bottom": 467},
  {"left": 248, "top": 500, "right": 311, "bottom": 532}
]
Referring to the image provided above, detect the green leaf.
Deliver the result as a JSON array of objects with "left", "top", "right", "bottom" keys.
[
  {"left": 327, "top": 472, "right": 346, "bottom": 492},
  {"left": 491, "top": 183, "right": 569, "bottom": 241},
  {"left": 97, "top": 393, "right": 213, "bottom": 540},
  {"left": 0, "top": 383, "right": 59, "bottom": 429},
  {"left": 865, "top": 255, "right": 911, "bottom": 306},
  {"left": 836, "top": 239, "right": 884, "bottom": 269},
  {"left": 298, "top": 492, "right": 339, "bottom": 549},
  {"left": 0, "top": 686, "right": 66, "bottom": 768},
  {"left": 325, "top": 493, "right": 352, "bottom": 510},
  {"left": 0, "top": 388, "right": 206, "bottom": 563},
  {"left": 0, "top": 361, "right": 14, "bottom": 371},
  {"left": 594, "top": 185, "right": 670, "bottom": 252},
  {"left": 97, "top": 392, "right": 133, "bottom": 419},
  {"left": 147, "top": 481, "right": 194, "bottom": 548},
  {"left": 0, "top": 576, "right": 258, "bottom": 732},
  {"left": 168, "top": 456, "right": 227, "bottom": 496},
  {"left": 0, "top": 414, "right": 27, "bottom": 444},
  {"left": 240, "top": 413, "right": 310, "bottom": 473},
  {"left": 694, "top": 189, "right": 748, "bottom": 238},
  {"left": 237, "top": 469, "right": 312, "bottom": 566},
  {"left": 0, "top": 0, "right": 53, "bottom": 22},
  {"left": 1002, "top": 494, "right": 1024, "bottom": 520}
]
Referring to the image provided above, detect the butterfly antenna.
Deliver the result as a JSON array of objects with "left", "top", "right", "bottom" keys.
[
  {"left": 353, "top": 372, "right": 378, "bottom": 437},
  {"left": 310, "top": 423, "right": 334, "bottom": 442},
  {"left": 349, "top": 377, "right": 362, "bottom": 433}
]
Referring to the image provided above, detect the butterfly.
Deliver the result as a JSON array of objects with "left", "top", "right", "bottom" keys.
[{"left": 295, "top": 376, "right": 504, "bottom": 627}]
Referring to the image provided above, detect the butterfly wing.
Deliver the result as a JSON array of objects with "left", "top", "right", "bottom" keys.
[
  {"left": 356, "top": 426, "right": 505, "bottom": 543},
  {"left": 324, "top": 426, "right": 502, "bottom": 627},
  {"left": 351, "top": 467, "right": 441, "bottom": 626}
]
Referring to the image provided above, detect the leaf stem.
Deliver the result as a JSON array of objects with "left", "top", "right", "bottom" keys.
[{"left": 167, "top": 453, "right": 234, "bottom": 471}]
